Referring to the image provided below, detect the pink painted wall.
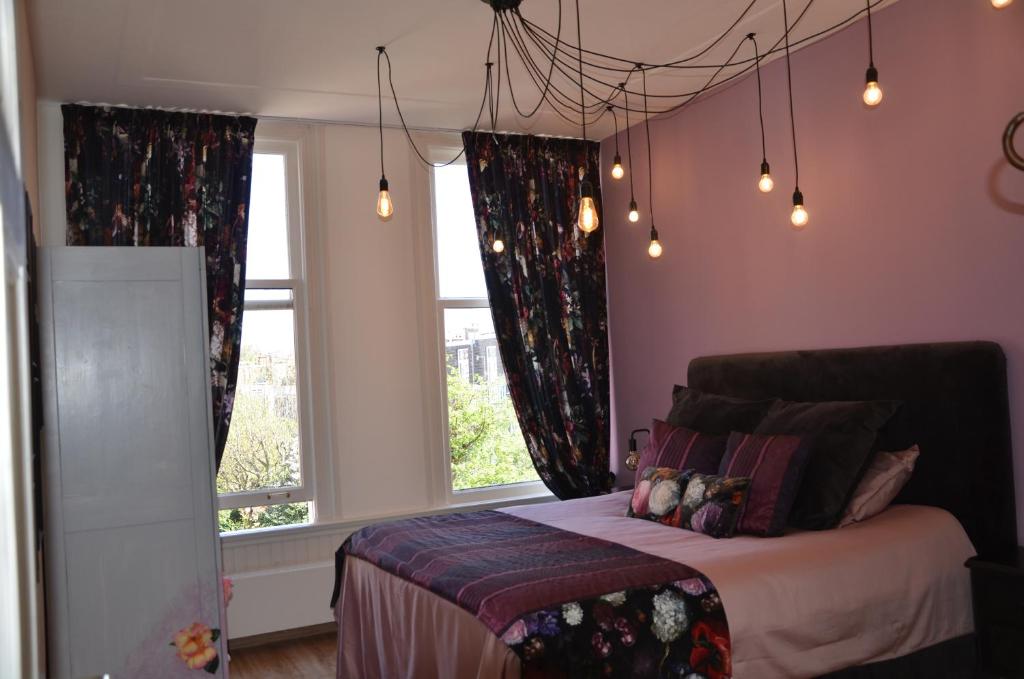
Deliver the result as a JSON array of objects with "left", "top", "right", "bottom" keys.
[{"left": 600, "top": 0, "right": 1024, "bottom": 542}]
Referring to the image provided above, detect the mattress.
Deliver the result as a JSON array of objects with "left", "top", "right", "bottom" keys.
[{"left": 335, "top": 492, "right": 975, "bottom": 678}]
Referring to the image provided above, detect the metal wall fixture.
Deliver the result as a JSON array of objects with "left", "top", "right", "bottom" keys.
[{"left": 1004, "top": 112, "right": 1024, "bottom": 172}]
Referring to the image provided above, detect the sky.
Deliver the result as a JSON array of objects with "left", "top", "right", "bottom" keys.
[{"left": 433, "top": 164, "right": 488, "bottom": 300}]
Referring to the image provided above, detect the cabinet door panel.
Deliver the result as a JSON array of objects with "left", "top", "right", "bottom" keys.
[
  {"left": 41, "top": 247, "right": 226, "bottom": 678},
  {"left": 54, "top": 279, "right": 195, "bottom": 533}
]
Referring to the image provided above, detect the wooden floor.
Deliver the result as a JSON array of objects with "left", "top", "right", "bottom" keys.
[{"left": 228, "top": 632, "right": 337, "bottom": 679}]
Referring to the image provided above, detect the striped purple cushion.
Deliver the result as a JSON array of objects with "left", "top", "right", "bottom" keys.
[
  {"left": 636, "top": 420, "right": 728, "bottom": 476},
  {"left": 719, "top": 432, "right": 812, "bottom": 537}
]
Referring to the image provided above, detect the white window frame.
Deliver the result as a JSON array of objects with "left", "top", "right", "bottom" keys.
[
  {"left": 428, "top": 149, "right": 550, "bottom": 505},
  {"left": 216, "top": 138, "right": 317, "bottom": 518}
]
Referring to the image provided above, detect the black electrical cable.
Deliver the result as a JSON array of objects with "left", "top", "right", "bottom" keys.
[
  {"left": 501, "top": 11, "right": 605, "bottom": 124},
  {"left": 513, "top": 18, "right": 626, "bottom": 112},
  {"left": 575, "top": 0, "right": 586, "bottom": 142},
  {"left": 498, "top": 7, "right": 559, "bottom": 119},
  {"left": 866, "top": 0, "right": 875, "bottom": 69},
  {"left": 504, "top": 17, "right": 607, "bottom": 127},
  {"left": 609, "top": 105, "right": 620, "bottom": 157},
  {"left": 514, "top": 0, "right": 812, "bottom": 114},
  {"left": 519, "top": 0, "right": 758, "bottom": 70},
  {"left": 642, "top": 68, "right": 654, "bottom": 223},
  {"left": 782, "top": 0, "right": 801, "bottom": 190},
  {"left": 515, "top": 0, "right": 884, "bottom": 105},
  {"left": 380, "top": 45, "right": 490, "bottom": 167},
  {"left": 622, "top": 79, "right": 638, "bottom": 208},
  {"left": 376, "top": 47, "right": 385, "bottom": 179},
  {"left": 380, "top": 0, "right": 891, "bottom": 169},
  {"left": 520, "top": 0, "right": 879, "bottom": 74},
  {"left": 747, "top": 33, "right": 768, "bottom": 164}
]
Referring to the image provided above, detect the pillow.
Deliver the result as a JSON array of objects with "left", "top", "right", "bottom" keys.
[
  {"left": 754, "top": 399, "right": 902, "bottom": 530},
  {"left": 839, "top": 446, "right": 920, "bottom": 527},
  {"left": 627, "top": 467, "right": 751, "bottom": 539},
  {"left": 636, "top": 419, "right": 728, "bottom": 475},
  {"left": 667, "top": 385, "right": 777, "bottom": 435},
  {"left": 719, "top": 432, "right": 812, "bottom": 537}
]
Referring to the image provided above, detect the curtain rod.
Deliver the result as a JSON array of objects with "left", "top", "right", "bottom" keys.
[{"left": 64, "top": 100, "right": 585, "bottom": 140}]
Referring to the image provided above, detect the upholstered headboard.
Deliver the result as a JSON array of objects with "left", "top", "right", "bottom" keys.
[{"left": 688, "top": 341, "right": 1017, "bottom": 558}]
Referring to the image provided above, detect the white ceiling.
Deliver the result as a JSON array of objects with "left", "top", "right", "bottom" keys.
[{"left": 29, "top": 0, "right": 899, "bottom": 138}]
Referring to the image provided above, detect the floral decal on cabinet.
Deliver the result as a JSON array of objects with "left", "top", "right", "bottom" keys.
[{"left": 171, "top": 623, "right": 221, "bottom": 673}]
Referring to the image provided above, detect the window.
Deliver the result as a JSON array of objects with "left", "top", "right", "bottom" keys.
[
  {"left": 217, "top": 143, "right": 315, "bottom": 532},
  {"left": 431, "top": 163, "right": 540, "bottom": 495}
]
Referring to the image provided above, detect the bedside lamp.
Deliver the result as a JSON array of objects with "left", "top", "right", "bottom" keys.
[{"left": 626, "top": 428, "right": 650, "bottom": 471}]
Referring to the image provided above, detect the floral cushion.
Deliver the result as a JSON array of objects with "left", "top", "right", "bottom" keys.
[{"left": 627, "top": 467, "right": 751, "bottom": 539}]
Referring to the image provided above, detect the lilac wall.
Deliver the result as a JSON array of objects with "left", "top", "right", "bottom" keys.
[{"left": 600, "top": 0, "right": 1024, "bottom": 542}]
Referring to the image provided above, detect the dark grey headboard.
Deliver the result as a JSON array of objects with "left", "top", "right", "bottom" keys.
[{"left": 688, "top": 341, "right": 1017, "bottom": 557}]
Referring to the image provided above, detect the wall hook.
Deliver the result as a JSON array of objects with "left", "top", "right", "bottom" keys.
[{"left": 1003, "top": 112, "right": 1024, "bottom": 172}]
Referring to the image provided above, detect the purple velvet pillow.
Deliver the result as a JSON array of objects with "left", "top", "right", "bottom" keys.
[
  {"left": 636, "top": 420, "right": 728, "bottom": 476},
  {"left": 719, "top": 432, "right": 812, "bottom": 537}
]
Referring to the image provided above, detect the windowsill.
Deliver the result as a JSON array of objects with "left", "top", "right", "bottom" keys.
[
  {"left": 219, "top": 487, "right": 558, "bottom": 547},
  {"left": 448, "top": 479, "right": 551, "bottom": 505}
]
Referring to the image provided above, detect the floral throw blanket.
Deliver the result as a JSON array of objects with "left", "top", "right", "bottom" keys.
[{"left": 332, "top": 510, "right": 731, "bottom": 678}]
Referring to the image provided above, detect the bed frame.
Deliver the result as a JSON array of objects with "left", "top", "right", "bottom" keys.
[
  {"left": 688, "top": 340, "right": 1017, "bottom": 677},
  {"left": 688, "top": 340, "right": 1017, "bottom": 558}
]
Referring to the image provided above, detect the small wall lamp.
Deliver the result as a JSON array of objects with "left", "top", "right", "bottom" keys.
[{"left": 626, "top": 428, "right": 650, "bottom": 471}]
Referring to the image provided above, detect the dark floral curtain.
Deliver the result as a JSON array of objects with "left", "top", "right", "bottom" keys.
[
  {"left": 62, "top": 104, "right": 257, "bottom": 468},
  {"left": 462, "top": 131, "right": 612, "bottom": 499}
]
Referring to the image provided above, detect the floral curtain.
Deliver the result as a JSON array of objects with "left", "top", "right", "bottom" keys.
[
  {"left": 462, "top": 131, "right": 612, "bottom": 499},
  {"left": 62, "top": 104, "right": 257, "bottom": 468}
]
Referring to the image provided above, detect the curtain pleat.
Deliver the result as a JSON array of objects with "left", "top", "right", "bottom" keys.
[
  {"left": 462, "top": 131, "right": 612, "bottom": 499},
  {"left": 62, "top": 104, "right": 256, "bottom": 468}
]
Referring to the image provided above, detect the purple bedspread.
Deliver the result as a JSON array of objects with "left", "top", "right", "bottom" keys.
[{"left": 333, "top": 510, "right": 732, "bottom": 678}]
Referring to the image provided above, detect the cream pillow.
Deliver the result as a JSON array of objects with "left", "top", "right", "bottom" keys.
[{"left": 838, "top": 445, "right": 920, "bottom": 527}]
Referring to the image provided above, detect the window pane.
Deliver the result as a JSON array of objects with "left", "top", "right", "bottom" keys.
[
  {"left": 219, "top": 502, "right": 310, "bottom": 533},
  {"left": 434, "top": 164, "right": 487, "bottom": 299},
  {"left": 246, "top": 153, "right": 291, "bottom": 280},
  {"left": 218, "top": 309, "right": 301, "bottom": 495},
  {"left": 244, "top": 288, "right": 293, "bottom": 303},
  {"left": 443, "top": 308, "right": 537, "bottom": 490}
]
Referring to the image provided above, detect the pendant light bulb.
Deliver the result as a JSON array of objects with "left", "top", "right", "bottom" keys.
[
  {"left": 577, "top": 181, "right": 599, "bottom": 233},
  {"left": 628, "top": 200, "right": 640, "bottom": 223},
  {"left": 611, "top": 154, "right": 625, "bottom": 180},
  {"left": 758, "top": 161, "right": 774, "bottom": 193},
  {"left": 647, "top": 226, "right": 663, "bottom": 259},
  {"left": 992, "top": 0, "right": 1012, "bottom": 8},
  {"left": 863, "top": 66, "right": 883, "bottom": 107},
  {"left": 790, "top": 190, "right": 809, "bottom": 230},
  {"left": 578, "top": 197, "right": 599, "bottom": 233},
  {"left": 492, "top": 238, "right": 505, "bottom": 253},
  {"left": 376, "top": 177, "right": 394, "bottom": 221}
]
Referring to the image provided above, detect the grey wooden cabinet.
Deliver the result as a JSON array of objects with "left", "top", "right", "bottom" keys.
[{"left": 39, "top": 247, "right": 227, "bottom": 678}]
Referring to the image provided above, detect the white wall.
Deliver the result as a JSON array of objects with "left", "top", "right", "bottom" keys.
[{"left": 319, "top": 123, "right": 439, "bottom": 519}]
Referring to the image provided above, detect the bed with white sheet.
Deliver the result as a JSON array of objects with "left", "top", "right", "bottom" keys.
[{"left": 333, "top": 342, "right": 1017, "bottom": 678}]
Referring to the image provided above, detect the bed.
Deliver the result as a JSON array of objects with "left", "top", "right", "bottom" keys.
[{"left": 333, "top": 341, "right": 1018, "bottom": 678}]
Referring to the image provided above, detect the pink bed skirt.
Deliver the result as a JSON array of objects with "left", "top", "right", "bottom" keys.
[{"left": 336, "top": 556, "right": 520, "bottom": 679}]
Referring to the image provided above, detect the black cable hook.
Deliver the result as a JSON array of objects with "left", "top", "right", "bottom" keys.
[{"left": 1004, "top": 112, "right": 1024, "bottom": 172}]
